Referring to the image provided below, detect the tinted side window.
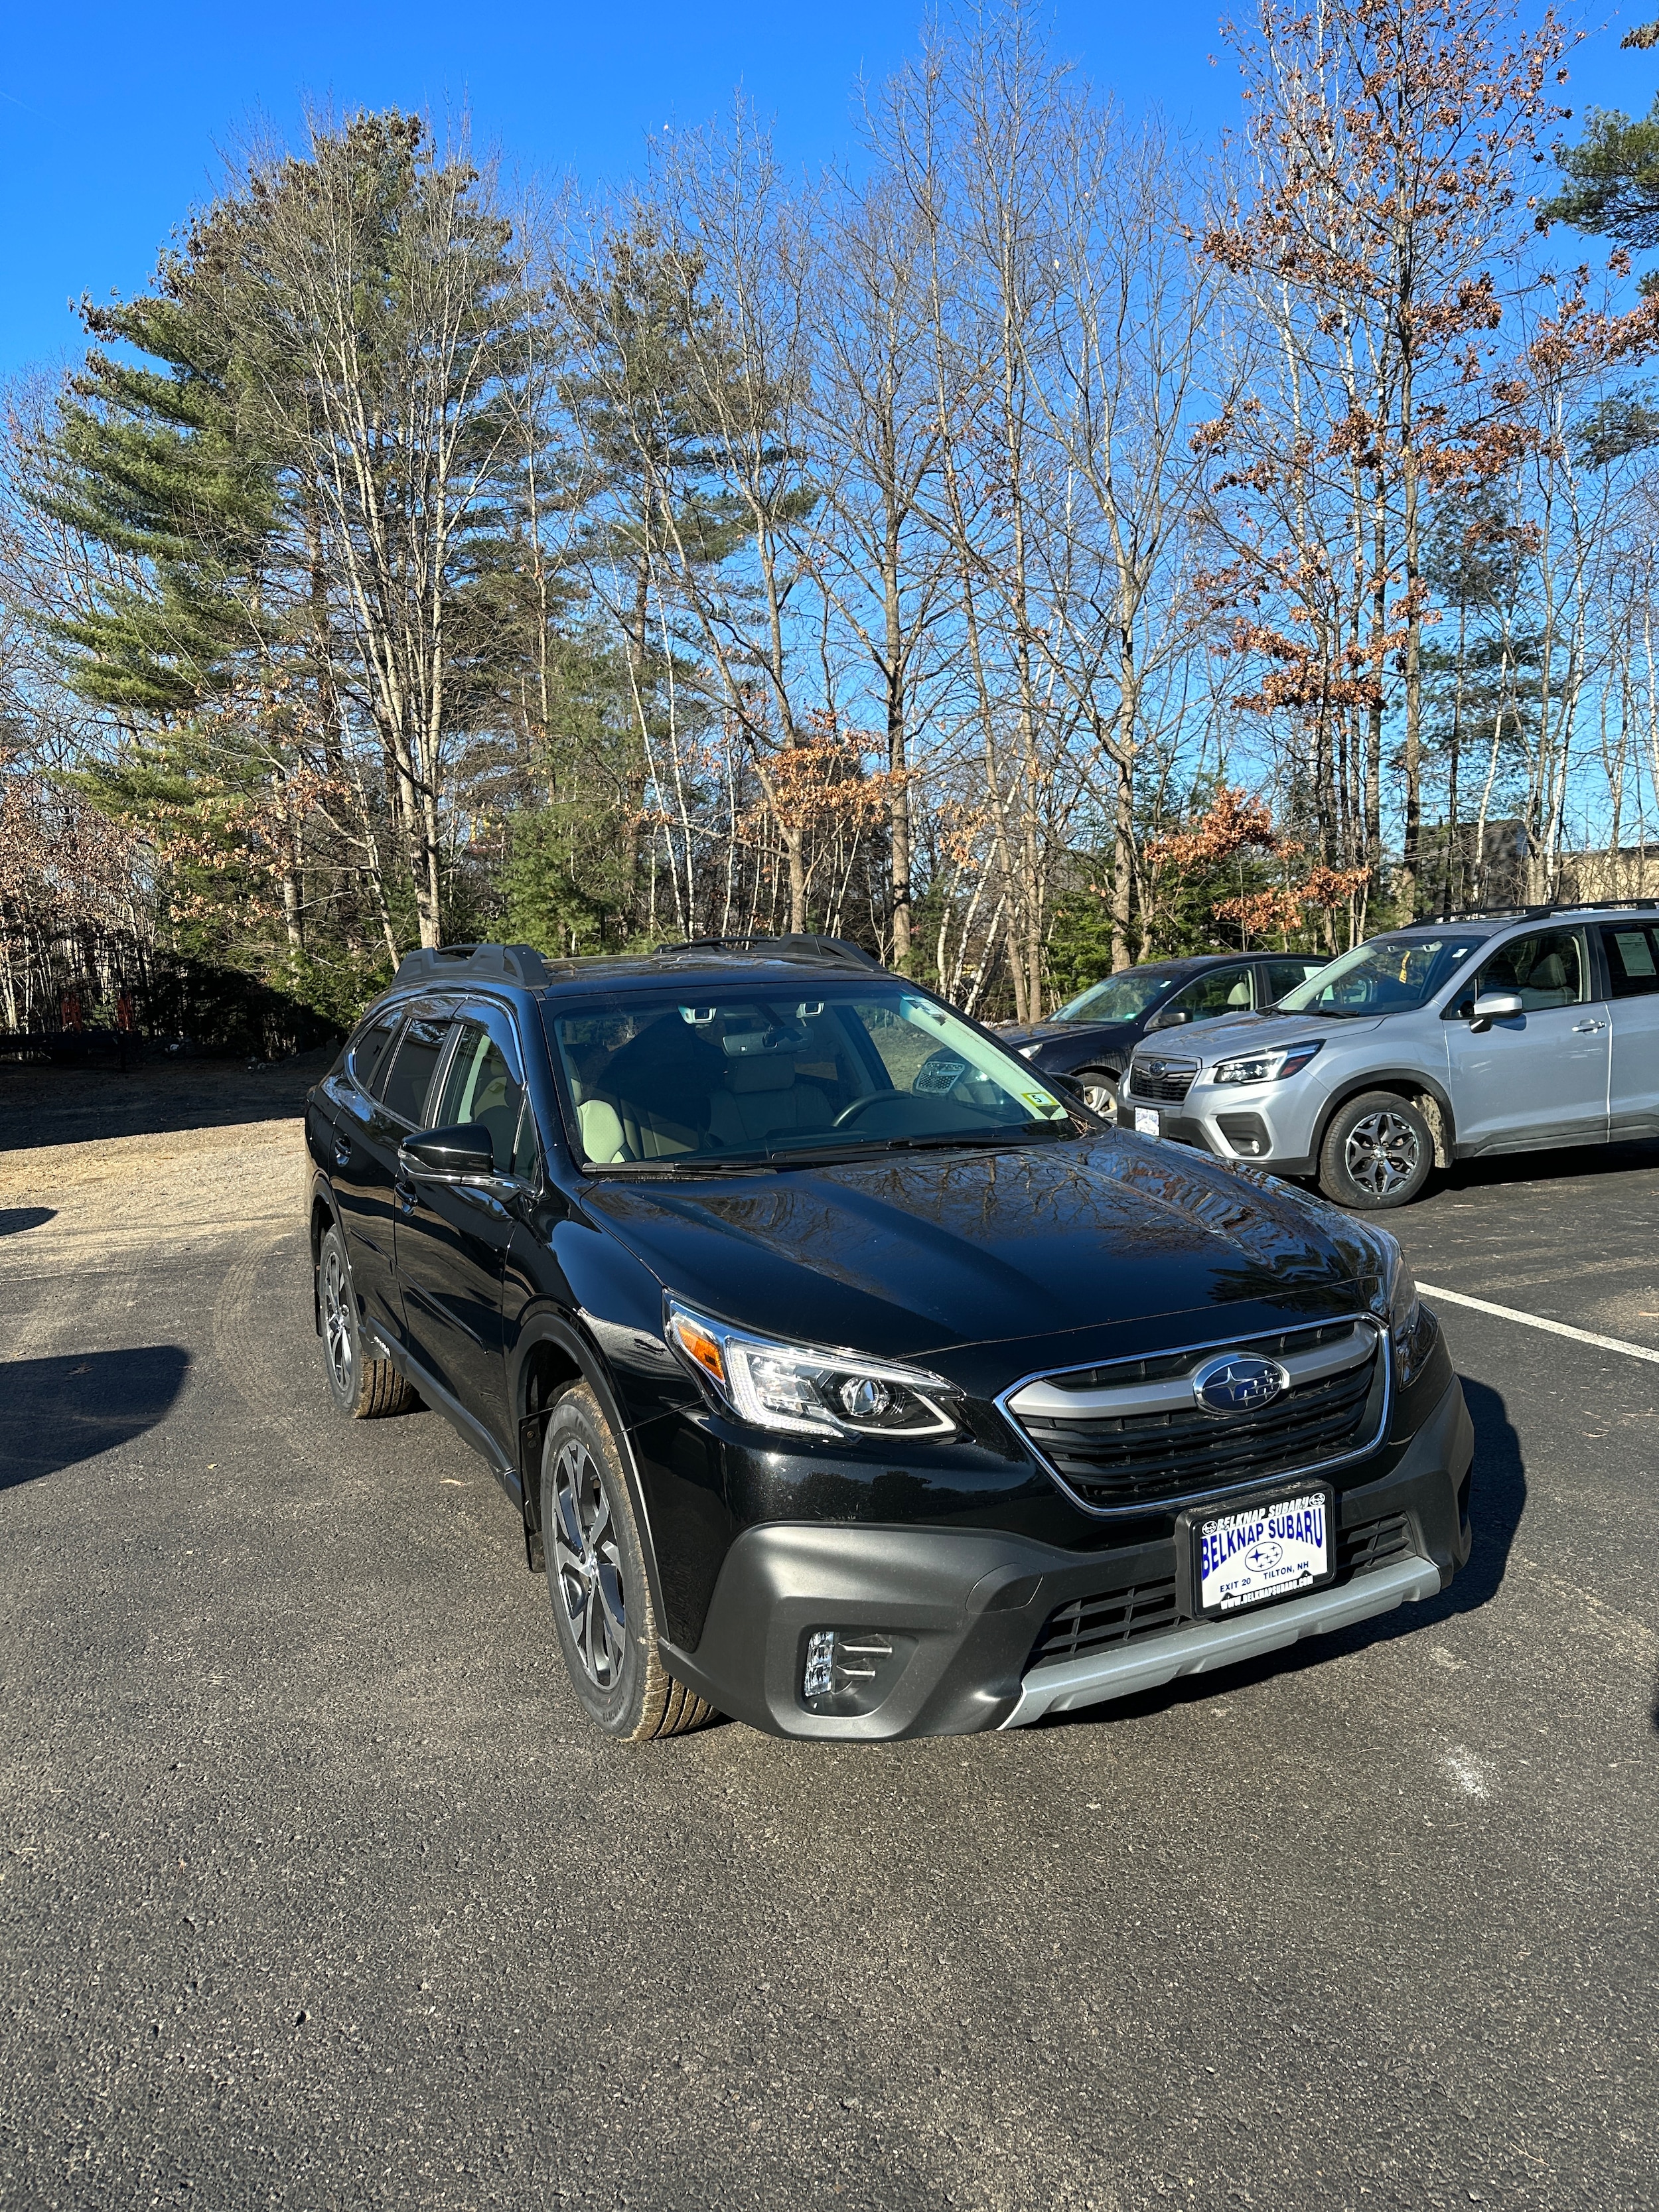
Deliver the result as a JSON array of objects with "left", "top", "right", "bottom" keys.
[
  {"left": 1473, "top": 929, "right": 1585, "bottom": 1011},
  {"left": 1264, "top": 958, "right": 1325, "bottom": 1003},
  {"left": 380, "top": 1015, "right": 453, "bottom": 1125},
  {"left": 1169, "top": 965, "right": 1254, "bottom": 1021},
  {"left": 347, "top": 1011, "right": 401, "bottom": 1095},
  {"left": 1600, "top": 923, "right": 1659, "bottom": 999},
  {"left": 435, "top": 1020, "right": 526, "bottom": 1172}
]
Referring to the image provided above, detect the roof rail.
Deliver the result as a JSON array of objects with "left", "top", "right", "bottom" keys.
[
  {"left": 1427, "top": 899, "right": 1659, "bottom": 922},
  {"left": 650, "top": 932, "right": 885, "bottom": 970},
  {"left": 392, "top": 942, "right": 552, "bottom": 990}
]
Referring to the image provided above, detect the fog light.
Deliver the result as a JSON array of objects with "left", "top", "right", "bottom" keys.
[
  {"left": 800, "top": 1627, "right": 899, "bottom": 1709},
  {"left": 804, "top": 1628, "right": 837, "bottom": 1699}
]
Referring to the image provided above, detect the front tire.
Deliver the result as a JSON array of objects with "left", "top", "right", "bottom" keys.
[
  {"left": 1075, "top": 1068, "right": 1119, "bottom": 1118},
  {"left": 541, "top": 1386, "right": 715, "bottom": 1741},
  {"left": 317, "top": 1224, "right": 419, "bottom": 1418},
  {"left": 1317, "top": 1092, "right": 1434, "bottom": 1209}
]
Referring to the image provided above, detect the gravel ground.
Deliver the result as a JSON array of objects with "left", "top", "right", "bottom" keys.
[{"left": 1, "top": 1061, "right": 1655, "bottom": 2211}]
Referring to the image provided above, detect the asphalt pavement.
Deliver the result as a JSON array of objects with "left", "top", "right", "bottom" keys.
[{"left": 1, "top": 1071, "right": 1655, "bottom": 2211}]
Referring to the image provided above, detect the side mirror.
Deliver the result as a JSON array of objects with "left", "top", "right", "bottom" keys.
[
  {"left": 1469, "top": 990, "right": 1523, "bottom": 1031},
  {"left": 399, "top": 1122, "right": 497, "bottom": 1181},
  {"left": 1145, "top": 1006, "right": 1190, "bottom": 1032}
]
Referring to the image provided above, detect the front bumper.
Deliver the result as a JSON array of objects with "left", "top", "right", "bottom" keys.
[
  {"left": 1122, "top": 1078, "right": 1322, "bottom": 1176},
  {"left": 660, "top": 1372, "right": 1475, "bottom": 1739}
]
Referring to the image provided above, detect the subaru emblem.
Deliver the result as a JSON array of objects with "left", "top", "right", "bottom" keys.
[{"left": 1192, "top": 1352, "right": 1289, "bottom": 1416}]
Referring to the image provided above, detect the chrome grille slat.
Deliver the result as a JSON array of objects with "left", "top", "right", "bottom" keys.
[{"left": 1001, "top": 1315, "right": 1386, "bottom": 1516}]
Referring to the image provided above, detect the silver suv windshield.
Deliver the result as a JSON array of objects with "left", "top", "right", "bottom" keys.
[
  {"left": 547, "top": 984, "right": 1074, "bottom": 1169},
  {"left": 1275, "top": 933, "right": 1484, "bottom": 1017}
]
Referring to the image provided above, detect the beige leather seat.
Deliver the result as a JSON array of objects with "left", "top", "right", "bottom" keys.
[{"left": 707, "top": 1056, "right": 832, "bottom": 1145}]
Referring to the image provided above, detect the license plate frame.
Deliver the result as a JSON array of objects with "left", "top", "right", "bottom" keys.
[
  {"left": 1181, "top": 1483, "right": 1336, "bottom": 1621},
  {"left": 1133, "top": 1106, "right": 1160, "bottom": 1138}
]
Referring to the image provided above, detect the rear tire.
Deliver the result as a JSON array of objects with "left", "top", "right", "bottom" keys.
[
  {"left": 541, "top": 1385, "right": 715, "bottom": 1741},
  {"left": 1317, "top": 1092, "right": 1433, "bottom": 1210},
  {"left": 317, "top": 1224, "right": 419, "bottom": 1418}
]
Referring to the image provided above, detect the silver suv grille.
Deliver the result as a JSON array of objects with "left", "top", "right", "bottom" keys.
[
  {"left": 1001, "top": 1317, "right": 1386, "bottom": 1516},
  {"left": 1127, "top": 1057, "right": 1198, "bottom": 1104}
]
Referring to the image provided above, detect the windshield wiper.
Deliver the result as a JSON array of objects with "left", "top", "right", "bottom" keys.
[
  {"left": 874, "top": 1121, "right": 1071, "bottom": 1153},
  {"left": 583, "top": 1157, "right": 780, "bottom": 1179}
]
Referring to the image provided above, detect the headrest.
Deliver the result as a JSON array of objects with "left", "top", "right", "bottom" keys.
[{"left": 729, "top": 1057, "right": 794, "bottom": 1094}]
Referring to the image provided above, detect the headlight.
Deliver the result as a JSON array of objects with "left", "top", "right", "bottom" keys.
[
  {"left": 1380, "top": 1243, "right": 1435, "bottom": 1383},
  {"left": 665, "top": 1299, "right": 960, "bottom": 1439},
  {"left": 1211, "top": 1040, "right": 1323, "bottom": 1085}
]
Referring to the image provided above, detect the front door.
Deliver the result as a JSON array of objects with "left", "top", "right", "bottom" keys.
[
  {"left": 1443, "top": 927, "right": 1609, "bottom": 1153},
  {"left": 364, "top": 1007, "right": 456, "bottom": 1350},
  {"left": 1599, "top": 920, "right": 1659, "bottom": 1142},
  {"left": 393, "top": 1007, "right": 530, "bottom": 1445}
]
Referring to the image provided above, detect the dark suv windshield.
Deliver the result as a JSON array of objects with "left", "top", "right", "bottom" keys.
[
  {"left": 546, "top": 984, "right": 1074, "bottom": 1168},
  {"left": 1053, "top": 970, "right": 1176, "bottom": 1025},
  {"left": 1276, "top": 933, "right": 1484, "bottom": 1017}
]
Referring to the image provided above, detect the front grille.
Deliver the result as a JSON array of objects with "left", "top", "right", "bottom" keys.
[
  {"left": 1009, "top": 1319, "right": 1383, "bottom": 1514},
  {"left": 1029, "top": 1578, "right": 1180, "bottom": 1670},
  {"left": 1025, "top": 1510, "right": 1416, "bottom": 1677},
  {"left": 1128, "top": 1059, "right": 1197, "bottom": 1104}
]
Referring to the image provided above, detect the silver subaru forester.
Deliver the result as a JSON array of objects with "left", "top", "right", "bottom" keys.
[{"left": 1120, "top": 903, "right": 1659, "bottom": 1208}]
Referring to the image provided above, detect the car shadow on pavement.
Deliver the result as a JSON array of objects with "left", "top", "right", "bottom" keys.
[
  {"left": 1433, "top": 1135, "right": 1659, "bottom": 1201},
  {"left": 0, "top": 1207, "right": 56, "bottom": 1236},
  {"left": 0, "top": 1346, "right": 190, "bottom": 1491},
  {"left": 1042, "top": 1373, "right": 1526, "bottom": 1731}
]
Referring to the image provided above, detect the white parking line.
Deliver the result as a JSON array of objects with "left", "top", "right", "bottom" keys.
[{"left": 1418, "top": 1282, "right": 1659, "bottom": 1366}]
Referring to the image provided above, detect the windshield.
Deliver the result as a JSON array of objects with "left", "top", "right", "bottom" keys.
[
  {"left": 1054, "top": 970, "right": 1176, "bottom": 1025},
  {"left": 546, "top": 984, "right": 1074, "bottom": 1169},
  {"left": 1276, "top": 933, "right": 1484, "bottom": 1017}
]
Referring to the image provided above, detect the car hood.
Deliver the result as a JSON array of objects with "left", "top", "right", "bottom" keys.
[
  {"left": 1134, "top": 1011, "right": 1386, "bottom": 1065},
  {"left": 579, "top": 1134, "right": 1388, "bottom": 1378},
  {"left": 999, "top": 1019, "right": 1141, "bottom": 1057}
]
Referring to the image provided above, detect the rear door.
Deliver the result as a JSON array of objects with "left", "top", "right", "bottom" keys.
[
  {"left": 1599, "top": 921, "right": 1659, "bottom": 1141},
  {"left": 393, "top": 1003, "right": 528, "bottom": 1439},
  {"left": 1443, "top": 926, "right": 1609, "bottom": 1152}
]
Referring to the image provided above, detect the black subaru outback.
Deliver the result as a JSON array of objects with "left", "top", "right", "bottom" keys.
[{"left": 305, "top": 936, "right": 1473, "bottom": 1742}]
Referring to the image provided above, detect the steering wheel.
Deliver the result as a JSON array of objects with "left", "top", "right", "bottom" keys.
[{"left": 832, "top": 1093, "right": 901, "bottom": 1129}]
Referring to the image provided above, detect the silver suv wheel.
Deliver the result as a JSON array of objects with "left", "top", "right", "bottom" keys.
[
  {"left": 1317, "top": 1090, "right": 1434, "bottom": 1209},
  {"left": 1344, "top": 1108, "right": 1422, "bottom": 1199}
]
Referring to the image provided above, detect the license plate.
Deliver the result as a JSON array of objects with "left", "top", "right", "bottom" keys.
[
  {"left": 1134, "top": 1107, "right": 1159, "bottom": 1137},
  {"left": 1192, "top": 1488, "right": 1334, "bottom": 1617}
]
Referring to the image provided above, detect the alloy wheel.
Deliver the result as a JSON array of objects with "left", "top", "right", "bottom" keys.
[
  {"left": 1344, "top": 1110, "right": 1421, "bottom": 1199},
  {"left": 550, "top": 1439, "right": 627, "bottom": 1688},
  {"left": 322, "top": 1242, "right": 354, "bottom": 1393}
]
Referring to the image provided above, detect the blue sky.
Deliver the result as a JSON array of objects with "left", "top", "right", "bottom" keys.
[{"left": 1, "top": 3, "right": 1653, "bottom": 383}]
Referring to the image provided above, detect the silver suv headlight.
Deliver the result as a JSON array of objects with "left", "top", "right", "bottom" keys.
[
  {"left": 1211, "top": 1040, "right": 1323, "bottom": 1085},
  {"left": 665, "top": 1298, "right": 961, "bottom": 1440}
]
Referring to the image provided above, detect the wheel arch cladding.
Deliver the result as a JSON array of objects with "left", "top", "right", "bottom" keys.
[{"left": 512, "top": 1325, "right": 673, "bottom": 1635}]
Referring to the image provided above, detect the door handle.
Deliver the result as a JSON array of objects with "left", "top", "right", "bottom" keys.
[
  {"left": 332, "top": 1131, "right": 352, "bottom": 1168},
  {"left": 1571, "top": 1019, "right": 1607, "bottom": 1033}
]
